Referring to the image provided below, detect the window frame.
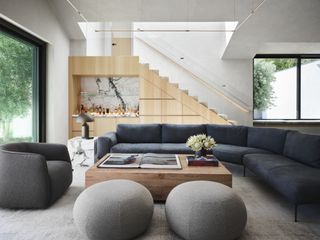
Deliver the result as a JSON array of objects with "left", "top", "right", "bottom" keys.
[
  {"left": 0, "top": 18, "right": 47, "bottom": 142},
  {"left": 253, "top": 54, "right": 320, "bottom": 121}
]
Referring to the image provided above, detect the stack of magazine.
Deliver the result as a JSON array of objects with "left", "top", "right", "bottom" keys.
[{"left": 98, "top": 153, "right": 182, "bottom": 169}]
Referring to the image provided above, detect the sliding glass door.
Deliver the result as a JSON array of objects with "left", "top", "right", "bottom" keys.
[{"left": 0, "top": 19, "right": 46, "bottom": 143}]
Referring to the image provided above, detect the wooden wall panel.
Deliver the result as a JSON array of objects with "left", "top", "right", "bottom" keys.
[
  {"left": 139, "top": 100, "right": 162, "bottom": 115},
  {"left": 69, "top": 57, "right": 231, "bottom": 138},
  {"left": 161, "top": 116, "right": 182, "bottom": 124},
  {"left": 112, "top": 38, "right": 132, "bottom": 56},
  {"left": 139, "top": 116, "right": 162, "bottom": 123},
  {"left": 161, "top": 100, "right": 182, "bottom": 115}
]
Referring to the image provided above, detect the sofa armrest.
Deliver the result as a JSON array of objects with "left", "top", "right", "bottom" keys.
[
  {"left": 0, "top": 150, "right": 50, "bottom": 208},
  {"left": 26, "top": 143, "right": 71, "bottom": 163},
  {"left": 94, "top": 132, "right": 118, "bottom": 162}
]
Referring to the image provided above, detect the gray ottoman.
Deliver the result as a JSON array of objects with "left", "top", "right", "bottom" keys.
[
  {"left": 165, "top": 181, "right": 247, "bottom": 240},
  {"left": 73, "top": 180, "right": 154, "bottom": 240}
]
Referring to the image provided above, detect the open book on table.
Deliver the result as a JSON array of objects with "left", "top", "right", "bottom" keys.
[{"left": 98, "top": 153, "right": 181, "bottom": 169}]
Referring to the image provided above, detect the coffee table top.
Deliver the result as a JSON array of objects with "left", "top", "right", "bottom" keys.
[{"left": 88, "top": 154, "right": 232, "bottom": 177}]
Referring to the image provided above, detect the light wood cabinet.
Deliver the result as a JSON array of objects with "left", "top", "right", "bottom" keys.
[{"left": 69, "top": 56, "right": 231, "bottom": 138}]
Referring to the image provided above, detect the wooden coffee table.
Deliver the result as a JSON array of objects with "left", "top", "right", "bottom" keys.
[{"left": 85, "top": 154, "right": 232, "bottom": 201}]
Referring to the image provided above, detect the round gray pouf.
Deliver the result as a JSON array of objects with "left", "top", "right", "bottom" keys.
[
  {"left": 165, "top": 181, "right": 247, "bottom": 240},
  {"left": 73, "top": 180, "right": 154, "bottom": 240}
]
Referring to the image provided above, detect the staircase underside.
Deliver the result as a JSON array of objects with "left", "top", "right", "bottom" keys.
[{"left": 139, "top": 64, "right": 232, "bottom": 125}]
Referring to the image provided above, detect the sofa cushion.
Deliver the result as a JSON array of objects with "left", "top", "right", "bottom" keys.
[
  {"left": 206, "top": 125, "right": 248, "bottom": 146},
  {"left": 247, "top": 127, "right": 288, "bottom": 154},
  {"left": 116, "top": 124, "right": 162, "bottom": 143},
  {"left": 283, "top": 131, "right": 320, "bottom": 168},
  {"left": 243, "top": 153, "right": 300, "bottom": 180},
  {"left": 267, "top": 165, "right": 320, "bottom": 204},
  {"left": 162, "top": 124, "right": 206, "bottom": 143},
  {"left": 161, "top": 143, "right": 194, "bottom": 154},
  {"left": 243, "top": 153, "right": 320, "bottom": 204},
  {"left": 111, "top": 143, "right": 162, "bottom": 153},
  {"left": 213, "top": 144, "right": 270, "bottom": 164}
]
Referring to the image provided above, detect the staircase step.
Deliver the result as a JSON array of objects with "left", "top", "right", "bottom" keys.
[
  {"left": 171, "top": 83, "right": 179, "bottom": 88},
  {"left": 228, "top": 120, "right": 238, "bottom": 125},
  {"left": 191, "top": 96, "right": 198, "bottom": 101},
  {"left": 210, "top": 108, "right": 217, "bottom": 114},
  {"left": 181, "top": 89, "right": 188, "bottom": 95},
  {"left": 160, "top": 77, "right": 169, "bottom": 82},
  {"left": 218, "top": 114, "right": 228, "bottom": 120},
  {"left": 150, "top": 69, "right": 159, "bottom": 75},
  {"left": 200, "top": 102, "right": 208, "bottom": 107}
]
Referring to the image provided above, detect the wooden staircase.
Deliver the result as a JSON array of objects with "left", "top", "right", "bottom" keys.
[{"left": 139, "top": 64, "right": 235, "bottom": 125}]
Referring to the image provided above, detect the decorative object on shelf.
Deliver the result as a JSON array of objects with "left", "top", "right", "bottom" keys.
[
  {"left": 76, "top": 113, "right": 95, "bottom": 139},
  {"left": 186, "top": 134, "right": 216, "bottom": 158}
]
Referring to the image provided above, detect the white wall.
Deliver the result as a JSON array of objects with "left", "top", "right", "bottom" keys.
[
  {"left": 70, "top": 40, "right": 86, "bottom": 56},
  {"left": 0, "top": 0, "right": 70, "bottom": 143},
  {"left": 133, "top": 29, "right": 253, "bottom": 125}
]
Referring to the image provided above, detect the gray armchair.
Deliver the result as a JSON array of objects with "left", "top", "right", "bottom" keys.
[{"left": 0, "top": 142, "right": 73, "bottom": 209}]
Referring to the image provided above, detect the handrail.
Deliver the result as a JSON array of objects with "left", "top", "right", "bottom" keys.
[{"left": 135, "top": 36, "right": 251, "bottom": 113}]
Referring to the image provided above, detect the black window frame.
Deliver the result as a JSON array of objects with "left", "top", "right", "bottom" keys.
[
  {"left": 0, "top": 18, "right": 47, "bottom": 142},
  {"left": 253, "top": 54, "right": 320, "bottom": 121}
]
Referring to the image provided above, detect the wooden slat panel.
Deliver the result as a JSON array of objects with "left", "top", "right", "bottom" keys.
[
  {"left": 139, "top": 99, "right": 162, "bottom": 115},
  {"left": 161, "top": 99, "right": 182, "bottom": 115},
  {"left": 139, "top": 116, "right": 162, "bottom": 123}
]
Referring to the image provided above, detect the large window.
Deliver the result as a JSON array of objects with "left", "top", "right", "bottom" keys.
[
  {"left": 253, "top": 55, "right": 320, "bottom": 120},
  {"left": 0, "top": 19, "right": 46, "bottom": 143}
]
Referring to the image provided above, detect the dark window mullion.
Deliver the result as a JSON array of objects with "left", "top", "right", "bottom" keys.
[{"left": 297, "top": 57, "right": 301, "bottom": 120}]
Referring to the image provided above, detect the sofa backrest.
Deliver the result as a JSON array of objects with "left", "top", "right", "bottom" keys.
[
  {"left": 283, "top": 131, "right": 320, "bottom": 168},
  {"left": 116, "top": 124, "right": 162, "bottom": 143},
  {"left": 162, "top": 124, "right": 206, "bottom": 143},
  {"left": 206, "top": 124, "right": 248, "bottom": 146},
  {"left": 247, "top": 127, "right": 288, "bottom": 154}
]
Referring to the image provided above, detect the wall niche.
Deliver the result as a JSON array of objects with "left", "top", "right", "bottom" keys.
[{"left": 80, "top": 76, "right": 140, "bottom": 116}]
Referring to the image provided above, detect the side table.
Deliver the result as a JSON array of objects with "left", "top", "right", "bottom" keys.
[{"left": 68, "top": 137, "right": 96, "bottom": 167}]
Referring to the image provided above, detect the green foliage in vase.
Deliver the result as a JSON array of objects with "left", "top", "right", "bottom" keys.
[
  {"left": 0, "top": 32, "right": 33, "bottom": 141},
  {"left": 253, "top": 59, "right": 276, "bottom": 111}
]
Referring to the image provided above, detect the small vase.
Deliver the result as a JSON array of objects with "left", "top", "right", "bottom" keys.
[{"left": 195, "top": 149, "right": 207, "bottom": 158}]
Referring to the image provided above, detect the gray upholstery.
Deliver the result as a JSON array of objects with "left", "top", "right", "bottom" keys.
[
  {"left": 161, "top": 143, "right": 193, "bottom": 154},
  {"left": 111, "top": 143, "right": 194, "bottom": 154},
  {"left": 47, "top": 161, "right": 73, "bottom": 204},
  {"left": 94, "top": 123, "right": 320, "bottom": 211},
  {"left": 283, "top": 131, "right": 320, "bottom": 168},
  {"left": 117, "top": 124, "right": 162, "bottom": 143},
  {"left": 243, "top": 153, "right": 301, "bottom": 180},
  {"left": 162, "top": 124, "right": 206, "bottom": 143},
  {"left": 207, "top": 124, "right": 248, "bottom": 146},
  {"left": 95, "top": 132, "right": 117, "bottom": 160},
  {"left": 247, "top": 127, "right": 288, "bottom": 154},
  {"left": 0, "top": 143, "right": 72, "bottom": 209},
  {"left": 165, "top": 181, "right": 247, "bottom": 240},
  {"left": 73, "top": 180, "right": 154, "bottom": 240},
  {"left": 243, "top": 153, "right": 320, "bottom": 204},
  {"left": 111, "top": 143, "right": 162, "bottom": 153},
  {"left": 213, "top": 144, "right": 270, "bottom": 164}
]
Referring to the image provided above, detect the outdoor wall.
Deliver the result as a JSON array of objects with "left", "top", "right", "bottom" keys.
[
  {"left": 133, "top": 27, "right": 253, "bottom": 125},
  {"left": 0, "top": 0, "right": 70, "bottom": 144}
]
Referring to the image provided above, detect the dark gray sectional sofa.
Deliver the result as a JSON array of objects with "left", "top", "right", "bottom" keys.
[{"left": 94, "top": 123, "right": 320, "bottom": 221}]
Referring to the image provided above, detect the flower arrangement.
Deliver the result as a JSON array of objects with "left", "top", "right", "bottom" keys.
[{"left": 186, "top": 134, "right": 216, "bottom": 152}]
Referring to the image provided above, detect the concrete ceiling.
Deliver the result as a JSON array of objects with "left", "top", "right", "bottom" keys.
[
  {"left": 222, "top": 0, "right": 320, "bottom": 58},
  {"left": 49, "top": 0, "right": 258, "bottom": 39},
  {"left": 49, "top": 0, "right": 320, "bottom": 59}
]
